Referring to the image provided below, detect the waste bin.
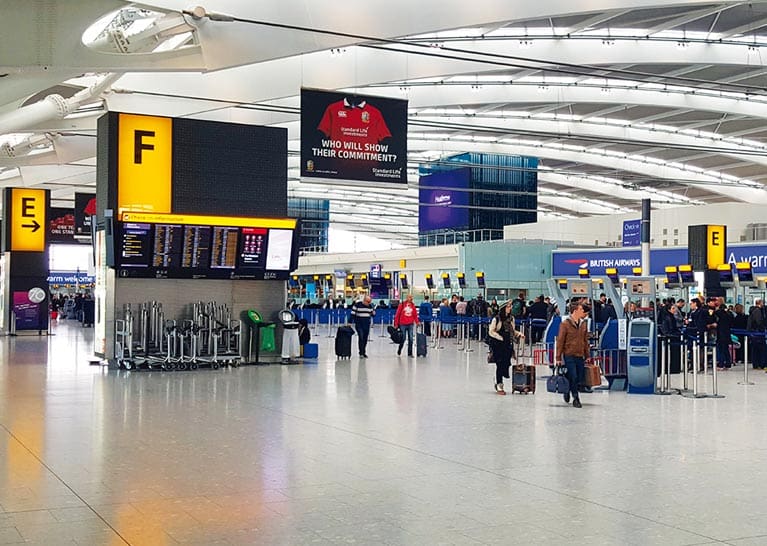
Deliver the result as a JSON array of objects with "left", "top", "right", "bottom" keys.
[{"left": 243, "top": 310, "right": 275, "bottom": 364}]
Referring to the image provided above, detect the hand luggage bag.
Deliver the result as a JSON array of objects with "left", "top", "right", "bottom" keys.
[
  {"left": 583, "top": 363, "right": 601, "bottom": 387},
  {"left": 387, "top": 325, "right": 404, "bottom": 345},
  {"left": 416, "top": 332, "right": 428, "bottom": 357},
  {"left": 546, "top": 367, "right": 570, "bottom": 394},
  {"left": 335, "top": 326, "right": 354, "bottom": 359}
]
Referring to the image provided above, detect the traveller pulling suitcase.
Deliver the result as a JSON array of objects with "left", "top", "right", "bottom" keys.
[{"left": 335, "top": 326, "right": 354, "bottom": 359}]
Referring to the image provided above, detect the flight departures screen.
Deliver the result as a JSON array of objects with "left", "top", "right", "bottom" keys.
[{"left": 114, "top": 217, "right": 299, "bottom": 280}]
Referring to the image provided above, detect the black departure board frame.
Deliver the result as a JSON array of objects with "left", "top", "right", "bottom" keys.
[{"left": 115, "top": 218, "right": 300, "bottom": 280}]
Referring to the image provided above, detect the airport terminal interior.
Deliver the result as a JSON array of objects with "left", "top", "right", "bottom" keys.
[{"left": 5, "top": 1, "right": 767, "bottom": 544}]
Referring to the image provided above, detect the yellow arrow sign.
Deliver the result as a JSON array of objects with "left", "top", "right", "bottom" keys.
[{"left": 11, "top": 188, "right": 46, "bottom": 251}]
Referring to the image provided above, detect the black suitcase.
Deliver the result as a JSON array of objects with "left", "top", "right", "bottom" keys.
[
  {"left": 416, "top": 333, "right": 427, "bottom": 357},
  {"left": 335, "top": 326, "right": 354, "bottom": 359}
]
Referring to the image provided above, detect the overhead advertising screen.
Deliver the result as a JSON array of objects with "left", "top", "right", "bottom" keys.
[
  {"left": 418, "top": 168, "right": 470, "bottom": 232},
  {"left": 48, "top": 207, "right": 75, "bottom": 244},
  {"left": 74, "top": 192, "right": 96, "bottom": 237},
  {"left": 300, "top": 88, "right": 408, "bottom": 184},
  {"left": 113, "top": 213, "right": 300, "bottom": 280},
  {"left": 266, "top": 229, "right": 294, "bottom": 271}
]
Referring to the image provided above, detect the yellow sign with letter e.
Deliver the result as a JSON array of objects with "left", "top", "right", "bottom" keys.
[{"left": 10, "top": 188, "right": 46, "bottom": 251}]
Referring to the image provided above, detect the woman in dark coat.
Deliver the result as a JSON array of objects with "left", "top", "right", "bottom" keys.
[
  {"left": 487, "top": 302, "right": 524, "bottom": 395},
  {"left": 716, "top": 303, "right": 733, "bottom": 369}
]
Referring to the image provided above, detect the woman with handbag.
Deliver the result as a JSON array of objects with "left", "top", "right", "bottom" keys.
[
  {"left": 488, "top": 301, "right": 524, "bottom": 395},
  {"left": 555, "top": 301, "right": 591, "bottom": 408}
]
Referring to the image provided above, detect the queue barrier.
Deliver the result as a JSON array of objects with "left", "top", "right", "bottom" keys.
[{"left": 732, "top": 328, "right": 765, "bottom": 386}]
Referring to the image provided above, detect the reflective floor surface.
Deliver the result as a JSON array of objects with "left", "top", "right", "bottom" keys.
[{"left": 0, "top": 322, "right": 766, "bottom": 545}]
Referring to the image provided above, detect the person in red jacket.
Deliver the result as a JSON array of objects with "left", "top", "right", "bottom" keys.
[{"left": 394, "top": 293, "right": 420, "bottom": 356}]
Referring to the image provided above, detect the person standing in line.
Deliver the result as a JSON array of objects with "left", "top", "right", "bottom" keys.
[
  {"left": 527, "top": 295, "right": 549, "bottom": 343},
  {"left": 488, "top": 301, "right": 524, "bottom": 395},
  {"left": 351, "top": 295, "right": 375, "bottom": 358},
  {"left": 455, "top": 296, "right": 468, "bottom": 339},
  {"left": 511, "top": 292, "right": 527, "bottom": 319},
  {"left": 438, "top": 297, "right": 453, "bottom": 338},
  {"left": 394, "top": 294, "right": 419, "bottom": 357},
  {"left": 715, "top": 299, "right": 733, "bottom": 370},
  {"left": 555, "top": 301, "right": 591, "bottom": 408},
  {"left": 732, "top": 303, "right": 747, "bottom": 364},
  {"left": 419, "top": 295, "right": 433, "bottom": 337},
  {"left": 747, "top": 299, "right": 767, "bottom": 369}
]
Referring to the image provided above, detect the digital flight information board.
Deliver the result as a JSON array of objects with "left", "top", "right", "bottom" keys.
[{"left": 114, "top": 213, "right": 300, "bottom": 280}]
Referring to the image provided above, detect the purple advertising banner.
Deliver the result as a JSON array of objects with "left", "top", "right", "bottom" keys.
[
  {"left": 300, "top": 88, "right": 408, "bottom": 184},
  {"left": 13, "top": 291, "right": 41, "bottom": 331},
  {"left": 418, "top": 168, "right": 470, "bottom": 232}
]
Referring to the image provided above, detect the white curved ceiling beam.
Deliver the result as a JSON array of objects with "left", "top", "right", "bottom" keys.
[
  {"left": 5, "top": 0, "right": 716, "bottom": 73},
  {"left": 408, "top": 138, "right": 767, "bottom": 203},
  {"left": 538, "top": 194, "right": 631, "bottom": 215},
  {"left": 536, "top": 171, "right": 698, "bottom": 205},
  {"left": 384, "top": 83, "right": 767, "bottom": 121},
  {"left": 116, "top": 32, "right": 767, "bottom": 105},
  {"left": 412, "top": 114, "right": 767, "bottom": 166}
]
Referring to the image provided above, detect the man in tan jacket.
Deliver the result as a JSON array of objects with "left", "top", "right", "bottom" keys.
[{"left": 556, "top": 301, "right": 591, "bottom": 408}]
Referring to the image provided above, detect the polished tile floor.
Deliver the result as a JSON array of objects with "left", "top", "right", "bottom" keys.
[{"left": 0, "top": 321, "right": 766, "bottom": 545}]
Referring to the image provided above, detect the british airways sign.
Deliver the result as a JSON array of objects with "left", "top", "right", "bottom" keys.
[{"left": 553, "top": 242, "right": 767, "bottom": 276}]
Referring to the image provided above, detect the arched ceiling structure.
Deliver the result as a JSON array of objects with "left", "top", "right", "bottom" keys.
[{"left": 2, "top": 0, "right": 767, "bottom": 246}]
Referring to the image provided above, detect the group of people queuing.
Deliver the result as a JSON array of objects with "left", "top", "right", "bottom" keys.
[
  {"left": 49, "top": 292, "right": 89, "bottom": 319},
  {"left": 655, "top": 295, "right": 767, "bottom": 371}
]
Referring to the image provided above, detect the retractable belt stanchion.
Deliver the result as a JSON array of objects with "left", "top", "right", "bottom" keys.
[
  {"left": 656, "top": 335, "right": 673, "bottom": 395},
  {"left": 709, "top": 338, "right": 725, "bottom": 398},
  {"left": 693, "top": 339, "right": 700, "bottom": 397},
  {"left": 683, "top": 334, "right": 725, "bottom": 399},
  {"left": 463, "top": 317, "right": 474, "bottom": 353},
  {"left": 739, "top": 333, "right": 754, "bottom": 386},
  {"left": 681, "top": 333, "right": 689, "bottom": 393}
]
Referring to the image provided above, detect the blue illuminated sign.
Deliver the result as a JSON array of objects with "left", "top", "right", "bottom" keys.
[{"left": 622, "top": 219, "right": 641, "bottom": 247}]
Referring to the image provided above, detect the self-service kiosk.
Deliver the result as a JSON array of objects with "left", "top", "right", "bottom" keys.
[
  {"left": 627, "top": 318, "right": 656, "bottom": 394},
  {"left": 626, "top": 276, "right": 657, "bottom": 394}
]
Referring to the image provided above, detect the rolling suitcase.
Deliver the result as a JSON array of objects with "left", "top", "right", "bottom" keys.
[
  {"left": 335, "top": 326, "right": 354, "bottom": 359},
  {"left": 511, "top": 362, "right": 535, "bottom": 394},
  {"left": 416, "top": 332, "right": 428, "bottom": 357}
]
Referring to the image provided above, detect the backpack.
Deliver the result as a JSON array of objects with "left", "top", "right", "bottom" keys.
[
  {"left": 298, "top": 318, "right": 311, "bottom": 345},
  {"left": 511, "top": 299, "right": 523, "bottom": 317}
]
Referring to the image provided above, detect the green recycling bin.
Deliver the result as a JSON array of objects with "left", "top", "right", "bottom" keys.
[{"left": 245, "top": 310, "right": 276, "bottom": 362}]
